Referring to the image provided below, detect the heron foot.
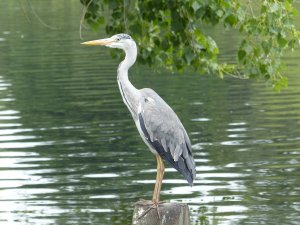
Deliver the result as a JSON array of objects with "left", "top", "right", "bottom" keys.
[{"left": 136, "top": 200, "right": 166, "bottom": 220}]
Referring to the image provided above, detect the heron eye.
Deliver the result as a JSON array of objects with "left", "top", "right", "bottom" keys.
[{"left": 116, "top": 38, "right": 121, "bottom": 41}]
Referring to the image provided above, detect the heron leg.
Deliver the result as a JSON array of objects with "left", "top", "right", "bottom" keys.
[
  {"left": 152, "top": 154, "right": 165, "bottom": 203},
  {"left": 137, "top": 155, "right": 165, "bottom": 221}
]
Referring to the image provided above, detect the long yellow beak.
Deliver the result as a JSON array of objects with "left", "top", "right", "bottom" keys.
[{"left": 81, "top": 38, "right": 113, "bottom": 46}]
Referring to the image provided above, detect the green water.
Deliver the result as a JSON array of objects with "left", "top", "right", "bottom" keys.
[{"left": 0, "top": 1, "right": 300, "bottom": 225}]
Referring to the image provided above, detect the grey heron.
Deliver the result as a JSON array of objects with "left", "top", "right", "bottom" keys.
[{"left": 82, "top": 34, "right": 196, "bottom": 206}]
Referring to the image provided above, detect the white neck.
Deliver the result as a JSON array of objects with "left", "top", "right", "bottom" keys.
[
  {"left": 117, "top": 41, "right": 140, "bottom": 118},
  {"left": 119, "top": 41, "right": 137, "bottom": 71}
]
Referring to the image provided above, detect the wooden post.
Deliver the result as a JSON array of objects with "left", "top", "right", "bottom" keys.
[{"left": 132, "top": 200, "right": 190, "bottom": 225}]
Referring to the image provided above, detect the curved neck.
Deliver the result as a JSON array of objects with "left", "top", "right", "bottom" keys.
[
  {"left": 117, "top": 42, "right": 140, "bottom": 117},
  {"left": 118, "top": 42, "right": 137, "bottom": 71}
]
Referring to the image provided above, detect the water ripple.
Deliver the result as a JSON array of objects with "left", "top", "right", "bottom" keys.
[{"left": 0, "top": 2, "right": 300, "bottom": 224}]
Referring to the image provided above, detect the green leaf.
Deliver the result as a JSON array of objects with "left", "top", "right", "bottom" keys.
[
  {"left": 192, "top": 1, "right": 201, "bottom": 12},
  {"left": 224, "top": 14, "right": 238, "bottom": 26},
  {"left": 238, "top": 49, "right": 246, "bottom": 63},
  {"left": 184, "top": 48, "right": 195, "bottom": 64},
  {"left": 262, "top": 41, "right": 270, "bottom": 54},
  {"left": 216, "top": 9, "right": 224, "bottom": 18},
  {"left": 278, "top": 34, "right": 288, "bottom": 48},
  {"left": 81, "top": 0, "right": 300, "bottom": 91},
  {"left": 269, "top": 2, "right": 279, "bottom": 13}
]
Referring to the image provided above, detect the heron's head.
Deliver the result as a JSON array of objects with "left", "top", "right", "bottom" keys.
[{"left": 81, "top": 33, "right": 135, "bottom": 51}]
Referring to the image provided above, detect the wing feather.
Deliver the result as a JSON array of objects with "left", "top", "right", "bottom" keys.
[{"left": 138, "top": 88, "right": 196, "bottom": 185}]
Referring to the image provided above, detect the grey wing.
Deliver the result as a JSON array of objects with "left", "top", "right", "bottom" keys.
[{"left": 138, "top": 88, "right": 196, "bottom": 185}]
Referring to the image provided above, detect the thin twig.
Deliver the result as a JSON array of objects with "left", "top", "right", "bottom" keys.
[
  {"left": 79, "top": 0, "right": 93, "bottom": 39},
  {"left": 18, "top": 0, "right": 31, "bottom": 23},
  {"left": 247, "top": 0, "right": 255, "bottom": 17},
  {"left": 223, "top": 70, "right": 249, "bottom": 79},
  {"left": 26, "top": 0, "right": 58, "bottom": 30},
  {"left": 123, "top": 0, "right": 128, "bottom": 32}
]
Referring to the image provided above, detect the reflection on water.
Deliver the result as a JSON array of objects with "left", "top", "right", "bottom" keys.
[{"left": 1, "top": 1, "right": 300, "bottom": 225}]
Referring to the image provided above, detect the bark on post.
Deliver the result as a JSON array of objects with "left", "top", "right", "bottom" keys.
[{"left": 132, "top": 201, "right": 190, "bottom": 225}]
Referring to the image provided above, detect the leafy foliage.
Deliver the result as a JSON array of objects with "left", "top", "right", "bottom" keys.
[{"left": 80, "top": 0, "right": 300, "bottom": 91}]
